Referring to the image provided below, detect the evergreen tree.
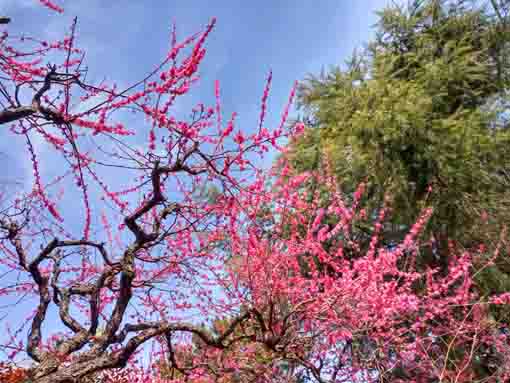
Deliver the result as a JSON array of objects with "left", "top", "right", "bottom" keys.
[{"left": 289, "top": 0, "right": 510, "bottom": 281}]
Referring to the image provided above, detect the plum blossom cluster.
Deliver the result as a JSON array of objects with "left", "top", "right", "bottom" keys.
[
  {"left": 0, "top": 6, "right": 299, "bottom": 383},
  {"left": 207, "top": 161, "right": 510, "bottom": 382},
  {"left": 38, "top": 0, "right": 64, "bottom": 14},
  {"left": 0, "top": 3, "right": 508, "bottom": 383}
]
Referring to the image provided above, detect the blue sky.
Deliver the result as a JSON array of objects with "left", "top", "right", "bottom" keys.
[
  {"left": 0, "top": 0, "right": 398, "bottom": 179},
  {"left": 0, "top": 0, "right": 400, "bottom": 362}
]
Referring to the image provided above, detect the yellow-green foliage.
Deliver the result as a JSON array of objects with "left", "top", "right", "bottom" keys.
[{"left": 291, "top": 0, "right": 510, "bottom": 247}]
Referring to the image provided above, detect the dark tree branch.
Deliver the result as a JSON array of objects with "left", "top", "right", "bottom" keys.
[
  {"left": 0, "top": 119, "right": 261, "bottom": 383},
  {"left": 0, "top": 66, "right": 77, "bottom": 126}
]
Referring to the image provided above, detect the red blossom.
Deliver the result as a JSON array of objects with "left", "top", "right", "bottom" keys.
[
  {"left": 0, "top": 8, "right": 507, "bottom": 383},
  {"left": 38, "top": 0, "right": 64, "bottom": 13}
]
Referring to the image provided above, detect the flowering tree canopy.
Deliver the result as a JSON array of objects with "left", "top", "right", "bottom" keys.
[{"left": 0, "top": 2, "right": 509, "bottom": 383}]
